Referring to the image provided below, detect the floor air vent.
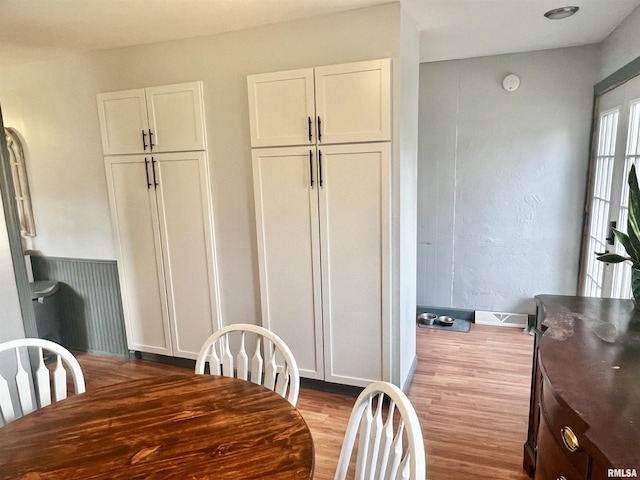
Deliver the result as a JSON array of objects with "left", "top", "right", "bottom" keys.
[{"left": 475, "top": 311, "right": 528, "bottom": 328}]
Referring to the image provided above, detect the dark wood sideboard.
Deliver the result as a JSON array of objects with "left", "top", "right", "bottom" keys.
[{"left": 523, "top": 295, "right": 640, "bottom": 480}]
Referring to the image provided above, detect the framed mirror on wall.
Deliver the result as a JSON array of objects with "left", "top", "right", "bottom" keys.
[{"left": 5, "top": 128, "right": 35, "bottom": 239}]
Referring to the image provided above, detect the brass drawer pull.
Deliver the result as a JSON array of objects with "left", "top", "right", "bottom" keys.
[{"left": 561, "top": 426, "right": 580, "bottom": 452}]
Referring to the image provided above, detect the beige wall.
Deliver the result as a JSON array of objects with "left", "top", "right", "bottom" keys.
[{"left": 0, "top": 3, "right": 402, "bottom": 326}]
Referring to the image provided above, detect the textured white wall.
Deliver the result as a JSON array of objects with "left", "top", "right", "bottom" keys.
[{"left": 417, "top": 46, "right": 600, "bottom": 314}]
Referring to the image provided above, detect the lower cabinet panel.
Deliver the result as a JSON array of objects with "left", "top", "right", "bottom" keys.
[
  {"left": 105, "top": 153, "right": 220, "bottom": 360},
  {"left": 252, "top": 143, "right": 390, "bottom": 387}
]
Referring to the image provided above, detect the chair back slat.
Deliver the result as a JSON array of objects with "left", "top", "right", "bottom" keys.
[
  {"left": 355, "top": 396, "right": 375, "bottom": 480},
  {"left": 35, "top": 349, "right": 52, "bottom": 408},
  {"left": 365, "top": 394, "right": 386, "bottom": 480},
  {"left": 250, "top": 337, "right": 263, "bottom": 385},
  {"left": 208, "top": 344, "right": 222, "bottom": 375},
  {"left": 0, "top": 377, "right": 16, "bottom": 425},
  {"left": 274, "top": 364, "right": 290, "bottom": 398},
  {"left": 221, "top": 336, "right": 234, "bottom": 377},
  {"left": 53, "top": 356, "right": 68, "bottom": 401},
  {"left": 14, "top": 348, "right": 34, "bottom": 417},
  {"left": 236, "top": 332, "right": 249, "bottom": 380},
  {"left": 386, "top": 420, "right": 405, "bottom": 479},
  {"left": 0, "top": 338, "right": 85, "bottom": 426},
  {"left": 334, "top": 381, "right": 426, "bottom": 480},
  {"left": 375, "top": 401, "right": 396, "bottom": 478},
  {"left": 263, "top": 343, "right": 277, "bottom": 390},
  {"left": 195, "top": 324, "right": 300, "bottom": 405},
  {"left": 398, "top": 452, "right": 411, "bottom": 480}
]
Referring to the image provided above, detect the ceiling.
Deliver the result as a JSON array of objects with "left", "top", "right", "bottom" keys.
[{"left": 0, "top": 0, "right": 639, "bottom": 66}]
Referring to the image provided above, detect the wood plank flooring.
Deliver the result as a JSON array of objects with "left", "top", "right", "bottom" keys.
[{"left": 73, "top": 324, "right": 533, "bottom": 480}]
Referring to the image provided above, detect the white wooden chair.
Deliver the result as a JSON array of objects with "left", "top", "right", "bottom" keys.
[
  {"left": 335, "top": 381, "right": 426, "bottom": 480},
  {"left": 195, "top": 323, "right": 300, "bottom": 406},
  {"left": 0, "top": 338, "right": 86, "bottom": 426}
]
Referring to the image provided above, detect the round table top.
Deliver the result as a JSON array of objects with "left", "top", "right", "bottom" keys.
[{"left": 0, "top": 372, "right": 314, "bottom": 479}]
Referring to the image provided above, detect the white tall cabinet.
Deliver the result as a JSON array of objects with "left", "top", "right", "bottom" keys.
[
  {"left": 98, "top": 82, "right": 220, "bottom": 360},
  {"left": 248, "top": 59, "right": 395, "bottom": 387}
]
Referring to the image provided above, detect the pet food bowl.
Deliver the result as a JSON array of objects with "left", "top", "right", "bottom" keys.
[
  {"left": 417, "top": 312, "right": 437, "bottom": 326},
  {"left": 437, "top": 315, "right": 455, "bottom": 326}
]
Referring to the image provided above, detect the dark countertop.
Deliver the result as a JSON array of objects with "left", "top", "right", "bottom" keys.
[{"left": 536, "top": 295, "right": 640, "bottom": 470}]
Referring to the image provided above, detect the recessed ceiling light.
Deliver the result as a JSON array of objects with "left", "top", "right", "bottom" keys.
[{"left": 544, "top": 6, "right": 580, "bottom": 20}]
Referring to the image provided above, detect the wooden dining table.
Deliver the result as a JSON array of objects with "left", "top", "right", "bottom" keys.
[{"left": 0, "top": 372, "right": 314, "bottom": 479}]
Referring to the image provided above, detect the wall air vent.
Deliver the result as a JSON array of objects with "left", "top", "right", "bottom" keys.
[{"left": 475, "top": 311, "right": 528, "bottom": 328}]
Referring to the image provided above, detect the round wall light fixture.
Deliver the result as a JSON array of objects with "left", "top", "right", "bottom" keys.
[{"left": 544, "top": 6, "right": 579, "bottom": 19}]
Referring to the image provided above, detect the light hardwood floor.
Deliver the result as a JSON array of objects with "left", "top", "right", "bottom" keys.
[{"left": 74, "top": 324, "right": 534, "bottom": 480}]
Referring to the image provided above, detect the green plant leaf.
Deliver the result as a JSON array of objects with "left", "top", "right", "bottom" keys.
[
  {"left": 596, "top": 252, "right": 629, "bottom": 264},
  {"left": 613, "top": 229, "right": 637, "bottom": 260},
  {"left": 626, "top": 165, "right": 640, "bottom": 260}
]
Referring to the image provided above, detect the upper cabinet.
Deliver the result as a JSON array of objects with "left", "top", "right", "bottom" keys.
[
  {"left": 97, "top": 81, "right": 206, "bottom": 155},
  {"left": 314, "top": 60, "right": 391, "bottom": 145},
  {"left": 247, "top": 68, "right": 315, "bottom": 148},
  {"left": 247, "top": 59, "right": 391, "bottom": 148}
]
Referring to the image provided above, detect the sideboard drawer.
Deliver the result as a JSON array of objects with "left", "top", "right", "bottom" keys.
[
  {"left": 535, "top": 414, "right": 585, "bottom": 480},
  {"left": 540, "top": 377, "right": 589, "bottom": 477}
]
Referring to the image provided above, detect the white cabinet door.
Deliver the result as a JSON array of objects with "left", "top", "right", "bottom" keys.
[
  {"left": 315, "top": 59, "right": 391, "bottom": 144},
  {"left": 145, "top": 82, "right": 206, "bottom": 153},
  {"left": 247, "top": 69, "right": 316, "bottom": 148},
  {"left": 97, "top": 90, "right": 149, "bottom": 155},
  {"left": 154, "top": 152, "right": 219, "bottom": 359},
  {"left": 98, "top": 82, "right": 206, "bottom": 156},
  {"left": 318, "top": 143, "right": 390, "bottom": 387},
  {"left": 247, "top": 60, "right": 391, "bottom": 148},
  {"left": 252, "top": 146, "right": 324, "bottom": 379},
  {"left": 104, "top": 155, "right": 171, "bottom": 355}
]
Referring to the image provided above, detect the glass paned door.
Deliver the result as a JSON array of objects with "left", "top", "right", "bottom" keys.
[
  {"left": 581, "top": 74, "right": 640, "bottom": 298},
  {"left": 611, "top": 100, "right": 640, "bottom": 298},
  {"left": 582, "top": 109, "right": 618, "bottom": 297}
]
